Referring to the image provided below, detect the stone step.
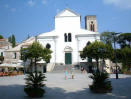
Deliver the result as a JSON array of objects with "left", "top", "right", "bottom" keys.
[{"left": 51, "top": 65, "right": 81, "bottom": 73}]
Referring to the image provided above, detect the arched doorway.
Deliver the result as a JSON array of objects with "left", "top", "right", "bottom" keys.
[{"left": 64, "top": 46, "right": 73, "bottom": 65}]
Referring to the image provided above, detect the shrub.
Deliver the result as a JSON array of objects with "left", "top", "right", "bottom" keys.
[
  {"left": 89, "top": 72, "right": 112, "bottom": 93},
  {"left": 121, "top": 66, "right": 131, "bottom": 74},
  {"left": 24, "top": 72, "right": 46, "bottom": 98}
]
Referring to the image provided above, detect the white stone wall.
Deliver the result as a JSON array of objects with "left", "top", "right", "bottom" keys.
[
  {"left": 55, "top": 9, "right": 81, "bottom": 31},
  {"left": 38, "top": 33, "right": 100, "bottom": 65},
  {"left": 55, "top": 17, "right": 81, "bottom": 31},
  {"left": 0, "top": 45, "right": 12, "bottom": 57},
  {"left": 54, "top": 30, "right": 80, "bottom": 64},
  {"left": 38, "top": 38, "right": 56, "bottom": 63}
]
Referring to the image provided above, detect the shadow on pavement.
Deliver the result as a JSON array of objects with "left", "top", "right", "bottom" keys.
[{"left": 0, "top": 76, "right": 130, "bottom": 99}]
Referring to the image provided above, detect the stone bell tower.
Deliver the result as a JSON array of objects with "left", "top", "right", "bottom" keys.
[{"left": 85, "top": 15, "right": 98, "bottom": 32}]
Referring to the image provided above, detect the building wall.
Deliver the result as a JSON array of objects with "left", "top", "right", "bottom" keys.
[
  {"left": 55, "top": 10, "right": 81, "bottom": 31},
  {"left": 37, "top": 9, "right": 100, "bottom": 65},
  {"left": 4, "top": 51, "right": 20, "bottom": 64},
  {"left": 55, "top": 31, "right": 77, "bottom": 64},
  {"left": 3, "top": 37, "right": 35, "bottom": 65},
  {"left": 38, "top": 33, "right": 100, "bottom": 65},
  {"left": 0, "top": 39, "right": 12, "bottom": 57}
]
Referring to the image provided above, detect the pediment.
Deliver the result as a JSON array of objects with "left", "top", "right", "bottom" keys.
[
  {"left": 55, "top": 9, "right": 80, "bottom": 17},
  {"left": 64, "top": 46, "right": 73, "bottom": 52}
]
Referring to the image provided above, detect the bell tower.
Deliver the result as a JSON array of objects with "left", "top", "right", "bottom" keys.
[{"left": 85, "top": 15, "right": 98, "bottom": 32}]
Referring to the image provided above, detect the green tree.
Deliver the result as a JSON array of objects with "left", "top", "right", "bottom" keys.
[
  {"left": 0, "top": 35, "right": 4, "bottom": 39},
  {"left": 21, "top": 42, "right": 52, "bottom": 72},
  {"left": 121, "top": 47, "right": 131, "bottom": 69},
  {"left": 11, "top": 34, "right": 16, "bottom": 47},
  {"left": 117, "top": 33, "right": 131, "bottom": 48},
  {"left": 8, "top": 34, "right": 16, "bottom": 47},
  {"left": 100, "top": 31, "right": 115, "bottom": 45},
  {"left": 22, "top": 42, "right": 52, "bottom": 98},
  {"left": 115, "top": 47, "right": 131, "bottom": 72},
  {"left": 81, "top": 41, "right": 113, "bottom": 71},
  {"left": 8, "top": 36, "right": 12, "bottom": 43}
]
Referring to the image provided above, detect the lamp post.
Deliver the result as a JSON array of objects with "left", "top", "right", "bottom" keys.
[{"left": 112, "top": 32, "right": 121, "bottom": 79}]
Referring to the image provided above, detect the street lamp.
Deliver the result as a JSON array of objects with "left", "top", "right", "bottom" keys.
[{"left": 111, "top": 32, "right": 121, "bottom": 79}]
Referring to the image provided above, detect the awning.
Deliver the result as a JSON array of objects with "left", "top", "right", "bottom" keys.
[{"left": 0, "top": 63, "right": 24, "bottom": 68}]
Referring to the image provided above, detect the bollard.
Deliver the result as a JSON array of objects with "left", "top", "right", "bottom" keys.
[{"left": 72, "top": 74, "right": 74, "bottom": 79}]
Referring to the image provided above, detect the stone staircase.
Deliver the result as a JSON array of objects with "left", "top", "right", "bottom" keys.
[{"left": 51, "top": 65, "right": 81, "bottom": 73}]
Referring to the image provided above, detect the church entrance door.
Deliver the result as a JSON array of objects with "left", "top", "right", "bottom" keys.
[{"left": 65, "top": 53, "right": 72, "bottom": 64}]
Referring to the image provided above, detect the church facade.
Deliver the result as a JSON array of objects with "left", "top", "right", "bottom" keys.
[{"left": 37, "top": 9, "right": 100, "bottom": 66}]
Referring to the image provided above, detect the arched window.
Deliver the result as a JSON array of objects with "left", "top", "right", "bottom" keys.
[
  {"left": 68, "top": 33, "right": 72, "bottom": 42},
  {"left": 90, "top": 21, "right": 95, "bottom": 32},
  {"left": 46, "top": 43, "right": 51, "bottom": 49},
  {"left": 64, "top": 33, "right": 67, "bottom": 42},
  {"left": 86, "top": 41, "right": 91, "bottom": 46}
]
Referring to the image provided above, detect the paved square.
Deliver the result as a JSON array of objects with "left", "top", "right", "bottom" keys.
[{"left": 0, "top": 73, "right": 131, "bottom": 99}]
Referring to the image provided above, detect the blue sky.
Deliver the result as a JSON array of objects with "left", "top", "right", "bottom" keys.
[{"left": 0, "top": 0, "right": 131, "bottom": 42}]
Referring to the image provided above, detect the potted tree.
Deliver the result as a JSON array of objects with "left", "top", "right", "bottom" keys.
[{"left": 21, "top": 42, "right": 52, "bottom": 98}]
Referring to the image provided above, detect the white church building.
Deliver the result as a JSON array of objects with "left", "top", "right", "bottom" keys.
[{"left": 37, "top": 8, "right": 100, "bottom": 67}]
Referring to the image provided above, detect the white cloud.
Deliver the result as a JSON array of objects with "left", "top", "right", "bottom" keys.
[
  {"left": 27, "top": 0, "right": 35, "bottom": 7},
  {"left": 42, "top": 0, "right": 47, "bottom": 5},
  {"left": 103, "top": 0, "right": 131, "bottom": 9}
]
